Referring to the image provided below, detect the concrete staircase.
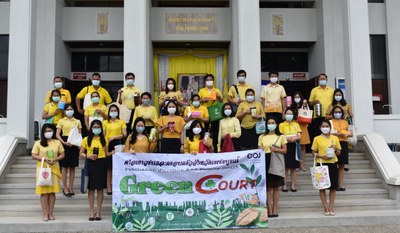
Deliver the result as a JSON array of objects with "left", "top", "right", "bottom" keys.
[{"left": 0, "top": 148, "right": 400, "bottom": 232}]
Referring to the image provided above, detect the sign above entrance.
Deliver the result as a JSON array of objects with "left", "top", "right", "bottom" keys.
[
  {"left": 166, "top": 13, "right": 218, "bottom": 34},
  {"left": 72, "top": 73, "right": 87, "bottom": 80}
]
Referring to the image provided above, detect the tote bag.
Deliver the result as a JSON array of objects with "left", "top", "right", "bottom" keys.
[
  {"left": 310, "top": 156, "right": 331, "bottom": 190},
  {"left": 37, "top": 157, "right": 52, "bottom": 186},
  {"left": 221, "top": 134, "right": 235, "bottom": 153},
  {"left": 297, "top": 104, "right": 313, "bottom": 125},
  {"left": 67, "top": 125, "right": 82, "bottom": 147},
  {"left": 255, "top": 117, "right": 266, "bottom": 135},
  {"left": 80, "top": 159, "right": 89, "bottom": 194},
  {"left": 268, "top": 136, "right": 285, "bottom": 178},
  {"left": 108, "top": 94, "right": 132, "bottom": 123},
  {"left": 207, "top": 101, "right": 224, "bottom": 122}
]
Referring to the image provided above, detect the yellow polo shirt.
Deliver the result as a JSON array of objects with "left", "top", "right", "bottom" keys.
[
  {"left": 120, "top": 86, "right": 141, "bottom": 110},
  {"left": 32, "top": 140, "right": 64, "bottom": 160},
  {"left": 156, "top": 115, "right": 186, "bottom": 139},
  {"left": 81, "top": 137, "right": 108, "bottom": 159},
  {"left": 132, "top": 105, "right": 159, "bottom": 128},
  {"left": 159, "top": 91, "right": 183, "bottom": 104},
  {"left": 236, "top": 101, "right": 264, "bottom": 129},
  {"left": 260, "top": 84, "right": 286, "bottom": 113},
  {"left": 279, "top": 121, "right": 302, "bottom": 136},
  {"left": 56, "top": 117, "right": 82, "bottom": 136},
  {"left": 84, "top": 104, "right": 108, "bottom": 117},
  {"left": 228, "top": 83, "right": 254, "bottom": 101},
  {"left": 102, "top": 119, "right": 126, "bottom": 140},
  {"left": 198, "top": 87, "right": 223, "bottom": 108},
  {"left": 309, "top": 86, "right": 334, "bottom": 118},
  {"left": 331, "top": 119, "right": 350, "bottom": 142},
  {"left": 311, "top": 135, "right": 341, "bottom": 164},
  {"left": 258, "top": 134, "right": 287, "bottom": 154},
  {"left": 183, "top": 105, "right": 209, "bottom": 126},
  {"left": 184, "top": 136, "right": 213, "bottom": 154},
  {"left": 76, "top": 85, "right": 112, "bottom": 106},
  {"left": 43, "top": 103, "right": 64, "bottom": 124},
  {"left": 45, "top": 88, "right": 72, "bottom": 104}
]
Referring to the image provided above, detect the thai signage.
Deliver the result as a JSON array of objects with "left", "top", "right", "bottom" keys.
[{"left": 165, "top": 13, "right": 218, "bottom": 34}]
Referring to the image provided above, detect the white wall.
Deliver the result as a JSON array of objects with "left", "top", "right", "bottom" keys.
[
  {"left": 260, "top": 8, "right": 317, "bottom": 42},
  {"left": 368, "top": 3, "right": 387, "bottom": 34},
  {"left": 308, "top": 0, "right": 325, "bottom": 78},
  {"left": 373, "top": 116, "right": 400, "bottom": 143},
  {"left": 55, "top": 0, "right": 70, "bottom": 78},
  {"left": 62, "top": 7, "right": 123, "bottom": 41},
  {"left": 0, "top": 119, "right": 6, "bottom": 137},
  {"left": 0, "top": 2, "right": 10, "bottom": 34}
]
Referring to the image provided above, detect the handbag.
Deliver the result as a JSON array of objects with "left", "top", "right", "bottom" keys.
[
  {"left": 221, "top": 134, "right": 235, "bottom": 152},
  {"left": 297, "top": 104, "right": 313, "bottom": 125},
  {"left": 255, "top": 117, "right": 266, "bottom": 135},
  {"left": 348, "top": 124, "right": 357, "bottom": 146},
  {"left": 310, "top": 155, "right": 331, "bottom": 190},
  {"left": 67, "top": 123, "right": 82, "bottom": 147},
  {"left": 80, "top": 159, "right": 89, "bottom": 194},
  {"left": 207, "top": 101, "right": 224, "bottom": 122},
  {"left": 268, "top": 136, "right": 285, "bottom": 178},
  {"left": 199, "top": 141, "right": 212, "bottom": 153},
  {"left": 37, "top": 157, "right": 52, "bottom": 186},
  {"left": 83, "top": 87, "right": 92, "bottom": 110},
  {"left": 108, "top": 94, "right": 132, "bottom": 123},
  {"left": 43, "top": 103, "right": 54, "bottom": 124}
]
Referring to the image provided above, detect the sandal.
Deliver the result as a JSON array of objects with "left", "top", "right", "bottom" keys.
[{"left": 282, "top": 187, "right": 288, "bottom": 192}]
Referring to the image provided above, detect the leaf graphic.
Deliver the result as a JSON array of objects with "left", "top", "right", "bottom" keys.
[
  {"left": 250, "top": 164, "right": 255, "bottom": 174},
  {"left": 132, "top": 223, "right": 141, "bottom": 229},
  {"left": 133, "top": 218, "right": 141, "bottom": 225},
  {"left": 141, "top": 217, "right": 146, "bottom": 225},
  {"left": 221, "top": 211, "right": 231, "bottom": 218},
  {"left": 204, "top": 218, "right": 217, "bottom": 228},
  {"left": 207, "top": 213, "right": 218, "bottom": 222},
  {"left": 256, "top": 175, "right": 262, "bottom": 186},
  {"left": 205, "top": 179, "right": 216, "bottom": 189},
  {"left": 221, "top": 215, "right": 232, "bottom": 222},
  {"left": 240, "top": 164, "right": 248, "bottom": 170},
  {"left": 210, "top": 210, "right": 219, "bottom": 218},
  {"left": 259, "top": 208, "right": 269, "bottom": 222},
  {"left": 220, "top": 220, "right": 234, "bottom": 228},
  {"left": 142, "top": 222, "right": 150, "bottom": 230},
  {"left": 202, "top": 224, "right": 211, "bottom": 229},
  {"left": 236, "top": 208, "right": 259, "bottom": 226}
]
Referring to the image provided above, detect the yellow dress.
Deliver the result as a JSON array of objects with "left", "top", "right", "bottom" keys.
[{"left": 32, "top": 140, "right": 64, "bottom": 195}]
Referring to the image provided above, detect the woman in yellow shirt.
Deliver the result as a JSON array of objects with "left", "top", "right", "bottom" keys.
[
  {"left": 156, "top": 101, "right": 185, "bottom": 153},
  {"left": 258, "top": 117, "right": 287, "bottom": 218},
  {"left": 325, "top": 89, "right": 353, "bottom": 120},
  {"left": 102, "top": 104, "right": 127, "bottom": 195},
  {"left": 31, "top": 123, "right": 65, "bottom": 221},
  {"left": 124, "top": 117, "right": 157, "bottom": 153},
  {"left": 279, "top": 107, "right": 302, "bottom": 192},
  {"left": 330, "top": 106, "right": 352, "bottom": 191},
  {"left": 236, "top": 88, "right": 264, "bottom": 150},
  {"left": 84, "top": 91, "right": 108, "bottom": 131},
  {"left": 184, "top": 120, "right": 213, "bottom": 154},
  {"left": 79, "top": 120, "right": 110, "bottom": 221},
  {"left": 132, "top": 92, "right": 158, "bottom": 135},
  {"left": 42, "top": 89, "right": 64, "bottom": 125},
  {"left": 159, "top": 78, "right": 184, "bottom": 108},
  {"left": 218, "top": 103, "right": 241, "bottom": 152},
  {"left": 55, "top": 104, "right": 82, "bottom": 197},
  {"left": 183, "top": 94, "right": 209, "bottom": 127},
  {"left": 311, "top": 119, "right": 341, "bottom": 216}
]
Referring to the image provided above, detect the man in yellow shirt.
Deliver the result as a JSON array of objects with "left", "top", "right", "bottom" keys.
[
  {"left": 117, "top": 72, "right": 141, "bottom": 133},
  {"left": 228, "top": 70, "right": 254, "bottom": 113},
  {"left": 75, "top": 73, "right": 112, "bottom": 115},
  {"left": 260, "top": 71, "right": 286, "bottom": 124},
  {"left": 309, "top": 73, "right": 334, "bottom": 142},
  {"left": 45, "top": 76, "right": 71, "bottom": 104}
]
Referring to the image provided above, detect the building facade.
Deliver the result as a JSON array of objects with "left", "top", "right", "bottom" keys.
[{"left": 0, "top": 0, "right": 399, "bottom": 147}]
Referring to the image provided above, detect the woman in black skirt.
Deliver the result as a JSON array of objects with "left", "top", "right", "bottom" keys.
[
  {"left": 56, "top": 104, "right": 82, "bottom": 197},
  {"left": 258, "top": 116, "right": 287, "bottom": 218},
  {"left": 79, "top": 120, "right": 110, "bottom": 221}
]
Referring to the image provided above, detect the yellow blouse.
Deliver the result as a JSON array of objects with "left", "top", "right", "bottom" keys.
[
  {"left": 102, "top": 119, "right": 126, "bottom": 140},
  {"left": 183, "top": 105, "right": 209, "bottom": 126},
  {"left": 124, "top": 135, "right": 157, "bottom": 153},
  {"left": 156, "top": 115, "right": 186, "bottom": 139},
  {"left": 132, "top": 105, "right": 158, "bottom": 128},
  {"left": 120, "top": 86, "right": 141, "bottom": 110},
  {"left": 81, "top": 137, "right": 108, "bottom": 159},
  {"left": 258, "top": 134, "right": 288, "bottom": 154},
  {"left": 184, "top": 136, "right": 213, "bottom": 154},
  {"left": 43, "top": 103, "right": 64, "bottom": 124},
  {"left": 331, "top": 119, "right": 350, "bottom": 142},
  {"left": 326, "top": 103, "right": 352, "bottom": 119},
  {"left": 279, "top": 121, "right": 302, "bottom": 136},
  {"left": 311, "top": 135, "right": 341, "bottom": 164},
  {"left": 56, "top": 117, "right": 82, "bottom": 136},
  {"left": 198, "top": 87, "right": 223, "bottom": 108},
  {"left": 84, "top": 104, "right": 108, "bottom": 117},
  {"left": 236, "top": 101, "right": 264, "bottom": 129},
  {"left": 159, "top": 91, "right": 183, "bottom": 104},
  {"left": 217, "top": 117, "right": 241, "bottom": 152}
]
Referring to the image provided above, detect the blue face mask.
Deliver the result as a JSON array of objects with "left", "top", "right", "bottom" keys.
[
  {"left": 319, "top": 80, "right": 327, "bottom": 86},
  {"left": 334, "top": 113, "right": 342, "bottom": 119},
  {"left": 267, "top": 124, "right": 277, "bottom": 131},
  {"left": 285, "top": 114, "right": 294, "bottom": 121},
  {"left": 52, "top": 96, "right": 61, "bottom": 102},
  {"left": 192, "top": 101, "right": 200, "bottom": 107},
  {"left": 109, "top": 112, "right": 118, "bottom": 119},
  {"left": 92, "top": 80, "right": 100, "bottom": 86},
  {"left": 335, "top": 95, "right": 342, "bottom": 102},
  {"left": 142, "top": 99, "right": 150, "bottom": 105},
  {"left": 246, "top": 95, "right": 255, "bottom": 102},
  {"left": 54, "top": 82, "right": 62, "bottom": 89},
  {"left": 92, "top": 128, "right": 101, "bottom": 135},
  {"left": 136, "top": 126, "right": 145, "bottom": 133},
  {"left": 91, "top": 97, "right": 100, "bottom": 104},
  {"left": 126, "top": 79, "right": 134, "bottom": 86}
]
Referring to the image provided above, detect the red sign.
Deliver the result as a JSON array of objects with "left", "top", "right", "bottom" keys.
[
  {"left": 72, "top": 73, "right": 87, "bottom": 80},
  {"left": 292, "top": 73, "right": 306, "bottom": 80}
]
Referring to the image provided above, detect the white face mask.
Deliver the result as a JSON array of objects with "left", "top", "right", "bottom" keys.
[
  {"left": 168, "top": 108, "right": 176, "bottom": 114},
  {"left": 192, "top": 127, "right": 202, "bottom": 135},
  {"left": 206, "top": 80, "right": 214, "bottom": 87},
  {"left": 238, "top": 76, "right": 246, "bottom": 83},
  {"left": 270, "top": 77, "right": 278, "bottom": 83},
  {"left": 335, "top": 95, "right": 342, "bottom": 102},
  {"left": 246, "top": 95, "right": 255, "bottom": 102},
  {"left": 321, "top": 127, "right": 330, "bottom": 134},
  {"left": 126, "top": 79, "right": 134, "bottom": 86},
  {"left": 65, "top": 110, "right": 74, "bottom": 117},
  {"left": 294, "top": 97, "right": 301, "bottom": 104},
  {"left": 167, "top": 84, "right": 174, "bottom": 90},
  {"left": 54, "top": 82, "right": 62, "bottom": 89},
  {"left": 44, "top": 131, "right": 53, "bottom": 139},
  {"left": 224, "top": 109, "right": 232, "bottom": 117},
  {"left": 92, "top": 79, "right": 100, "bottom": 86}
]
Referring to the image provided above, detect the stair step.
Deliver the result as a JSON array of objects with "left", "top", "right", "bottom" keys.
[{"left": 279, "top": 189, "right": 389, "bottom": 201}]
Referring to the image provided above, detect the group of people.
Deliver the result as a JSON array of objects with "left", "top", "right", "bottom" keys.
[{"left": 32, "top": 70, "right": 354, "bottom": 221}]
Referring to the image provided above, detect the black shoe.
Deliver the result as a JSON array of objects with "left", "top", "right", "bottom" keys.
[
  {"left": 268, "top": 214, "right": 274, "bottom": 218},
  {"left": 95, "top": 217, "right": 102, "bottom": 221},
  {"left": 344, "top": 167, "right": 349, "bottom": 171},
  {"left": 107, "top": 192, "right": 112, "bottom": 195},
  {"left": 282, "top": 188, "right": 288, "bottom": 192},
  {"left": 273, "top": 214, "right": 279, "bottom": 217},
  {"left": 63, "top": 190, "right": 72, "bottom": 197}
]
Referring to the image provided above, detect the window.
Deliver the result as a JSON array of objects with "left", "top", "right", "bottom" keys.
[
  {"left": 261, "top": 52, "right": 308, "bottom": 72},
  {"left": 368, "top": 0, "right": 384, "bottom": 3},
  {"left": 0, "top": 35, "right": 9, "bottom": 117},
  {"left": 71, "top": 52, "right": 123, "bottom": 72}
]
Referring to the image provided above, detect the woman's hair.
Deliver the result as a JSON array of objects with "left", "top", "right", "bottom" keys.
[
  {"left": 245, "top": 88, "right": 255, "bottom": 96},
  {"left": 63, "top": 103, "right": 73, "bottom": 111},
  {"left": 87, "top": 120, "right": 106, "bottom": 147},
  {"left": 165, "top": 78, "right": 177, "bottom": 94},
  {"left": 284, "top": 107, "right": 297, "bottom": 121},
  {"left": 107, "top": 104, "right": 120, "bottom": 122},
  {"left": 161, "top": 100, "right": 180, "bottom": 116},
  {"left": 291, "top": 91, "right": 305, "bottom": 109},
  {"left": 221, "top": 103, "right": 233, "bottom": 117},
  {"left": 264, "top": 116, "right": 282, "bottom": 136},
  {"left": 130, "top": 117, "right": 147, "bottom": 145},
  {"left": 49, "top": 89, "right": 61, "bottom": 103},
  {"left": 331, "top": 106, "right": 345, "bottom": 119},
  {"left": 320, "top": 119, "right": 332, "bottom": 128},
  {"left": 205, "top": 74, "right": 215, "bottom": 81},
  {"left": 187, "top": 120, "right": 204, "bottom": 141},
  {"left": 40, "top": 123, "right": 56, "bottom": 147},
  {"left": 191, "top": 94, "right": 200, "bottom": 102},
  {"left": 91, "top": 91, "right": 100, "bottom": 98},
  {"left": 141, "top": 92, "right": 152, "bottom": 99},
  {"left": 332, "top": 88, "right": 347, "bottom": 107}
]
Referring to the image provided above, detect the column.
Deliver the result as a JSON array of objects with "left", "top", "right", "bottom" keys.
[
  {"left": 123, "top": 0, "right": 152, "bottom": 92},
  {"left": 342, "top": 0, "right": 374, "bottom": 134},
  {"left": 230, "top": 0, "right": 261, "bottom": 93},
  {"left": 386, "top": 0, "right": 400, "bottom": 114},
  {"left": 7, "top": 0, "right": 36, "bottom": 143}
]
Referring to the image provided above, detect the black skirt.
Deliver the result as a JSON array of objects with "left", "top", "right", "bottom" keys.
[
  {"left": 320, "top": 163, "right": 339, "bottom": 190},
  {"left": 337, "top": 141, "right": 349, "bottom": 165},
  {"left": 265, "top": 153, "right": 284, "bottom": 188},
  {"left": 240, "top": 127, "right": 259, "bottom": 149},
  {"left": 87, "top": 158, "right": 107, "bottom": 190},
  {"left": 60, "top": 136, "right": 79, "bottom": 168},
  {"left": 285, "top": 142, "right": 300, "bottom": 169},
  {"left": 160, "top": 138, "right": 181, "bottom": 153}
]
